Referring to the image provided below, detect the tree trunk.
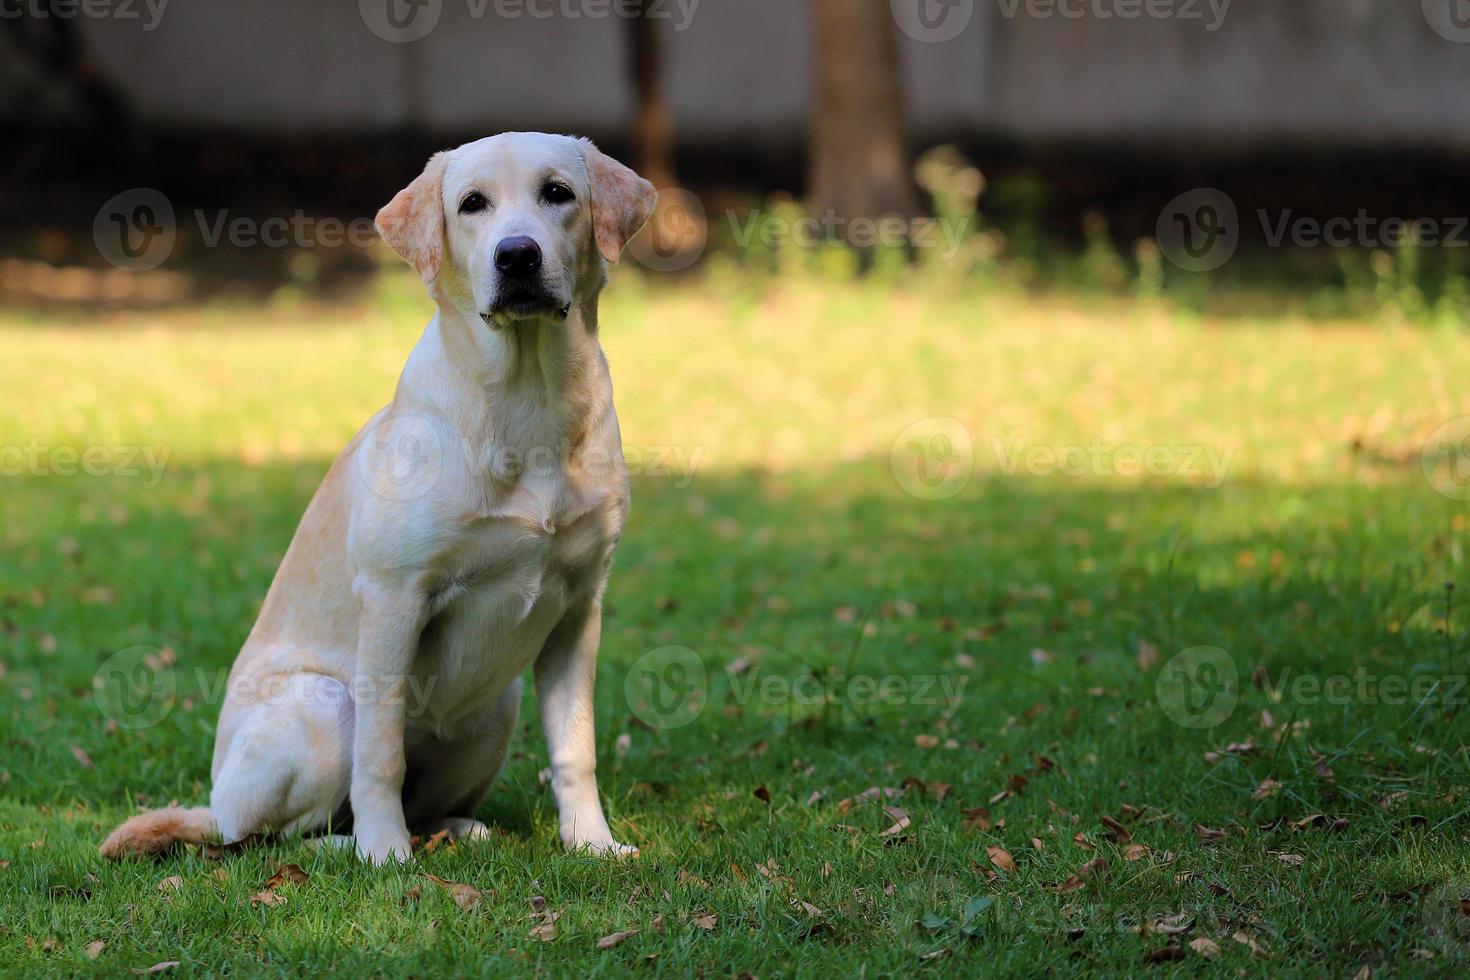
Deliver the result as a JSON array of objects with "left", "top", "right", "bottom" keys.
[
  {"left": 627, "top": 0, "right": 676, "bottom": 189},
  {"left": 808, "top": 0, "right": 919, "bottom": 224}
]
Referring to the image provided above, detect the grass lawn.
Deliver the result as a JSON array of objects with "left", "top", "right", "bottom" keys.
[{"left": 3, "top": 269, "right": 1470, "bottom": 975}]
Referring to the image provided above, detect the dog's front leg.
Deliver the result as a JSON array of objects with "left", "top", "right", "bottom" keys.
[
  {"left": 535, "top": 601, "right": 637, "bottom": 857},
  {"left": 350, "top": 578, "right": 425, "bottom": 864}
]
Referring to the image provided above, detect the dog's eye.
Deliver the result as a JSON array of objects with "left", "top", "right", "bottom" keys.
[
  {"left": 542, "top": 182, "right": 575, "bottom": 205},
  {"left": 459, "top": 192, "right": 488, "bottom": 214}
]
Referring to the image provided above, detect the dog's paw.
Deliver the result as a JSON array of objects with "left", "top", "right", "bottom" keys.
[
  {"left": 355, "top": 828, "right": 413, "bottom": 866},
  {"left": 565, "top": 835, "right": 640, "bottom": 859}
]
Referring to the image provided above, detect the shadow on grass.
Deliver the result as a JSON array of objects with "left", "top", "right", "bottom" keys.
[{"left": 0, "top": 453, "right": 1458, "bottom": 811}]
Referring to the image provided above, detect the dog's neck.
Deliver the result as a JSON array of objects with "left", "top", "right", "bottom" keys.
[{"left": 397, "top": 294, "right": 609, "bottom": 455}]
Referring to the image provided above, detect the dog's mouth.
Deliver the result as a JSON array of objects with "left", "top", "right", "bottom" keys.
[{"left": 482, "top": 285, "right": 570, "bottom": 326}]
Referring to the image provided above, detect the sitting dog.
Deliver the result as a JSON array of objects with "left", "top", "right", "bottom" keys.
[{"left": 101, "top": 132, "right": 656, "bottom": 863}]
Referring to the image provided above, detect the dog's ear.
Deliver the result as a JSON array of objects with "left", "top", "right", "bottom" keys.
[
  {"left": 376, "top": 151, "right": 448, "bottom": 281},
  {"left": 580, "top": 139, "right": 657, "bottom": 264}
]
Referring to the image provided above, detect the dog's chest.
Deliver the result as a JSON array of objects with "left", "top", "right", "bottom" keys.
[{"left": 409, "top": 471, "right": 622, "bottom": 734}]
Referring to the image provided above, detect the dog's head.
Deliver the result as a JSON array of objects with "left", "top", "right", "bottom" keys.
[{"left": 375, "top": 132, "right": 656, "bottom": 326}]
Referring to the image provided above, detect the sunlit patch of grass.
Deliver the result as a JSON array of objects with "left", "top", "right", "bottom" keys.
[{"left": 1, "top": 271, "right": 1469, "bottom": 974}]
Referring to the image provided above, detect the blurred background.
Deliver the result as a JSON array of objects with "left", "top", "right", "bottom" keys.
[
  {"left": 6, "top": 9, "right": 1470, "bottom": 970},
  {"left": 4, "top": 0, "right": 1470, "bottom": 317}
]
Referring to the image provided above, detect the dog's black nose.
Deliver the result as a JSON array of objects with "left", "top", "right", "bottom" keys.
[{"left": 494, "top": 236, "right": 542, "bottom": 279}]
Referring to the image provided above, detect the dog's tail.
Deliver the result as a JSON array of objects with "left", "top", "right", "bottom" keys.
[{"left": 99, "top": 806, "right": 217, "bottom": 859}]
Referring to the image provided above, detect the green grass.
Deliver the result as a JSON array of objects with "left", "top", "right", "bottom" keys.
[{"left": 3, "top": 269, "right": 1470, "bottom": 976}]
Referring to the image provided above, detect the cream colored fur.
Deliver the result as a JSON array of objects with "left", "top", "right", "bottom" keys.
[{"left": 101, "top": 133, "right": 656, "bottom": 863}]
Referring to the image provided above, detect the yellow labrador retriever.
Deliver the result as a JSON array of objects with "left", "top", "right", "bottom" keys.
[{"left": 101, "top": 132, "right": 656, "bottom": 863}]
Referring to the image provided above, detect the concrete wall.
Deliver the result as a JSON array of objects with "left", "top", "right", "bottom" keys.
[{"left": 39, "top": 0, "right": 1470, "bottom": 149}]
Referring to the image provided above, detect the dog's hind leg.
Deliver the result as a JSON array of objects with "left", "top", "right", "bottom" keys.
[
  {"left": 210, "top": 673, "right": 354, "bottom": 843},
  {"left": 402, "top": 678, "right": 521, "bottom": 831}
]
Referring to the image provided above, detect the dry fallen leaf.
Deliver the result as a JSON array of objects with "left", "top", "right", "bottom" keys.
[
  {"left": 1194, "top": 823, "right": 1228, "bottom": 842},
  {"left": 423, "top": 874, "right": 486, "bottom": 911},
  {"left": 141, "top": 962, "right": 180, "bottom": 974},
  {"left": 71, "top": 746, "right": 94, "bottom": 769},
  {"left": 84, "top": 940, "right": 105, "bottom": 959},
  {"left": 1190, "top": 937, "right": 1222, "bottom": 959},
  {"left": 156, "top": 876, "right": 183, "bottom": 893},
  {"left": 692, "top": 913, "right": 718, "bottom": 930},
  {"left": 263, "top": 863, "right": 309, "bottom": 889},
  {"left": 986, "top": 846, "right": 1017, "bottom": 872},
  {"left": 1100, "top": 815, "right": 1131, "bottom": 842},
  {"left": 249, "top": 890, "right": 285, "bottom": 907},
  {"left": 879, "top": 806, "right": 911, "bottom": 838},
  {"left": 915, "top": 734, "right": 940, "bottom": 749},
  {"left": 1252, "top": 778, "right": 1282, "bottom": 800},
  {"left": 596, "top": 929, "right": 640, "bottom": 950},
  {"left": 1233, "top": 930, "right": 1269, "bottom": 958},
  {"left": 1123, "top": 843, "right": 1150, "bottom": 862},
  {"left": 1151, "top": 913, "right": 1194, "bottom": 936},
  {"left": 1271, "top": 851, "right": 1305, "bottom": 866},
  {"left": 528, "top": 911, "right": 561, "bottom": 942}
]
